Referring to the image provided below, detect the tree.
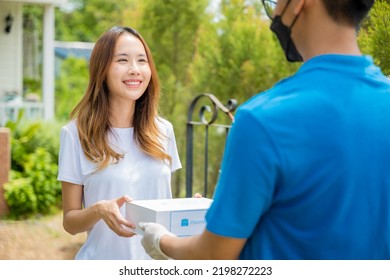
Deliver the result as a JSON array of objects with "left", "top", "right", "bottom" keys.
[
  {"left": 55, "top": 0, "right": 144, "bottom": 42},
  {"left": 55, "top": 57, "right": 89, "bottom": 120},
  {"left": 140, "top": 0, "right": 209, "bottom": 196},
  {"left": 358, "top": 0, "right": 390, "bottom": 76},
  {"left": 185, "top": 0, "right": 300, "bottom": 195},
  {"left": 190, "top": 0, "right": 300, "bottom": 105}
]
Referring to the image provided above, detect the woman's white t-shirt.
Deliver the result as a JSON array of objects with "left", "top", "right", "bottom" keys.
[{"left": 57, "top": 118, "right": 181, "bottom": 259}]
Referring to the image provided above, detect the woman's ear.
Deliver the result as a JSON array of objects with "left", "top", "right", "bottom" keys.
[{"left": 293, "top": 0, "right": 306, "bottom": 16}]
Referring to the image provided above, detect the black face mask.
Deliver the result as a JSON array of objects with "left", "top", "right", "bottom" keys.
[{"left": 270, "top": 15, "right": 303, "bottom": 62}]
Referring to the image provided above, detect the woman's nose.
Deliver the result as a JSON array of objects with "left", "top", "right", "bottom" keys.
[{"left": 128, "top": 64, "right": 140, "bottom": 75}]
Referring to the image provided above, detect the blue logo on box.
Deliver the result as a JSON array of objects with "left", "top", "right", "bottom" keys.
[
  {"left": 181, "top": 219, "right": 189, "bottom": 227},
  {"left": 180, "top": 218, "right": 206, "bottom": 227}
]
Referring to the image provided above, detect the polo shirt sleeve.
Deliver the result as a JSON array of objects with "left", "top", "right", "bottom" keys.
[{"left": 206, "top": 106, "right": 279, "bottom": 238}]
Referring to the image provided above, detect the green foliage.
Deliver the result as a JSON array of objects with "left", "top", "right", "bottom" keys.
[
  {"left": 183, "top": 0, "right": 299, "bottom": 196},
  {"left": 6, "top": 114, "right": 62, "bottom": 171},
  {"left": 141, "top": 0, "right": 208, "bottom": 85},
  {"left": 6, "top": 113, "right": 41, "bottom": 172},
  {"left": 358, "top": 0, "right": 390, "bottom": 76},
  {"left": 23, "top": 78, "right": 42, "bottom": 96},
  {"left": 24, "top": 5, "right": 43, "bottom": 32},
  {"left": 56, "top": 0, "right": 144, "bottom": 42},
  {"left": 24, "top": 148, "right": 62, "bottom": 214},
  {"left": 4, "top": 117, "right": 63, "bottom": 219},
  {"left": 190, "top": 0, "right": 299, "bottom": 105},
  {"left": 4, "top": 175, "right": 37, "bottom": 219},
  {"left": 27, "top": 121, "right": 63, "bottom": 163},
  {"left": 55, "top": 57, "right": 89, "bottom": 120},
  {"left": 139, "top": 0, "right": 209, "bottom": 197},
  {"left": 23, "top": 5, "right": 43, "bottom": 93}
]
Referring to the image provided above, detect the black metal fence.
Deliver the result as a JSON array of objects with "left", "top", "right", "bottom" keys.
[{"left": 185, "top": 93, "right": 237, "bottom": 197}]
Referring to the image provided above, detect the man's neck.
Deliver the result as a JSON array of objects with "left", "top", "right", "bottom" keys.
[
  {"left": 303, "top": 26, "right": 361, "bottom": 61},
  {"left": 292, "top": 1, "right": 362, "bottom": 61}
]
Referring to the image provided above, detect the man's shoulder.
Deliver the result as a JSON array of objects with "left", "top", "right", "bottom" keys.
[{"left": 239, "top": 77, "right": 297, "bottom": 112}]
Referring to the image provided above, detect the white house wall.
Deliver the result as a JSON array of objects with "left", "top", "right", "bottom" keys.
[{"left": 0, "top": 2, "right": 23, "bottom": 99}]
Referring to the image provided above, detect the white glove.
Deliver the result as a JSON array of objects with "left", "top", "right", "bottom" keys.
[{"left": 139, "top": 222, "right": 176, "bottom": 260}]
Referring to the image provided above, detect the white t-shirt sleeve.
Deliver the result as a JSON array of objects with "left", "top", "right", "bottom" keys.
[
  {"left": 57, "top": 123, "right": 83, "bottom": 185},
  {"left": 167, "top": 123, "right": 182, "bottom": 172},
  {"left": 157, "top": 118, "right": 182, "bottom": 173}
]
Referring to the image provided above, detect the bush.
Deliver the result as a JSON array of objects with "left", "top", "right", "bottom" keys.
[
  {"left": 24, "top": 148, "right": 62, "bottom": 214},
  {"left": 4, "top": 117, "right": 63, "bottom": 219},
  {"left": 4, "top": 173, "right": 37, "bottom": 219}
]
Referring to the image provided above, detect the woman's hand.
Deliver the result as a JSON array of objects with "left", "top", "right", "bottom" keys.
[{"left": 95, "top": 195, "right": 136, "bottom": 237}]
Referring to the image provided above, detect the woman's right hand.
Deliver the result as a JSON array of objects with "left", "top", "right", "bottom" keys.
[{"left": 95, "top": 195, "right": 136, "bottom": 237}]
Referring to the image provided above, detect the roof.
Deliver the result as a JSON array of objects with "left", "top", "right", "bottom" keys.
[{"left": 54, "top": 41, "right": 94, "bottom": 60}]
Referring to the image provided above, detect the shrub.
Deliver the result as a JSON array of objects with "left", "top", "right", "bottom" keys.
[
  {"left": 24, "top": 148, "right": 62, "bottom": 214},
  {"left": 3, "top": 173, "right": 37, "bottom": 219},
  {"left": 4, "top": 117, "right": 63, "bottom": 219}
]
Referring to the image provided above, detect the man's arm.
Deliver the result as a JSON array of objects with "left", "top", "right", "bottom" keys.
[
  {"left": 140, "top": 223, "right": 246, "bottom": 260},
  {"left": 162, "top": 229, "right": 246, "bottom": 260}
]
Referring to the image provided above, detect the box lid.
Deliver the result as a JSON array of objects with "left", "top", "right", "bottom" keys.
[{"left": 129, "top": 197, "right": 213, "bottom": 212}]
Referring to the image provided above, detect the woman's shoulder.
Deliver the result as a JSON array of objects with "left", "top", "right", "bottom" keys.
[
  {"left": 156, "top": 117, "right": 173, "bottom": 130},
  {"left": 61, "top": 119, "right": 79, "bottom": 136}
]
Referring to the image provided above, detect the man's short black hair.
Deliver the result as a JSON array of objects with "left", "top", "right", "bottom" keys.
[{"left": 321, "top": 0, "right": 374, "bottom": 26}]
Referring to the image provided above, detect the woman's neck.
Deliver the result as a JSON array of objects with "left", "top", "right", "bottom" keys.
[{"left": 109, "top": 100, "right": 136, "bottom": 128}]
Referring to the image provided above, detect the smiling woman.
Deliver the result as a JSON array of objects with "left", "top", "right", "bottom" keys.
[
  {"left": 106, "top": 34, "right": 152, "bottom": 119},
  {"left": 56, "top": 26, "right": 182, "bottom": 260}
]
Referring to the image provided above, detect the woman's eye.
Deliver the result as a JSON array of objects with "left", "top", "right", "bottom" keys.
[
  {"left": 118, "top": 58, "right": 127, "bottom": 62},
  {"left": 139, "top": 59, "right": 148, "bottom": 63}
]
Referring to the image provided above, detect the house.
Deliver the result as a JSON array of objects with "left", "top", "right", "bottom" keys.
[
  {"left": 0, "top": 0, "right": 68, "bottom": 125},
  {"left": 54, "top": 40, "right": 94, "bottom": 77}
]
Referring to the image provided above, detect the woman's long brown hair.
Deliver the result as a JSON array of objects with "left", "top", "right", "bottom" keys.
[{"left": 70, "top": 26, "right": 171, "bottom": 171}]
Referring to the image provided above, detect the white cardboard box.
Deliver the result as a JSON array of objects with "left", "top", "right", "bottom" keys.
[{"left": 126, "top": 197, "right": 213, "bottom": 237}]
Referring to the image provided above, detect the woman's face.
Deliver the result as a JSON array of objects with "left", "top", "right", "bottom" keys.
[{"left": 106, "top": 33, "right": 151, "bottom": 105}]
